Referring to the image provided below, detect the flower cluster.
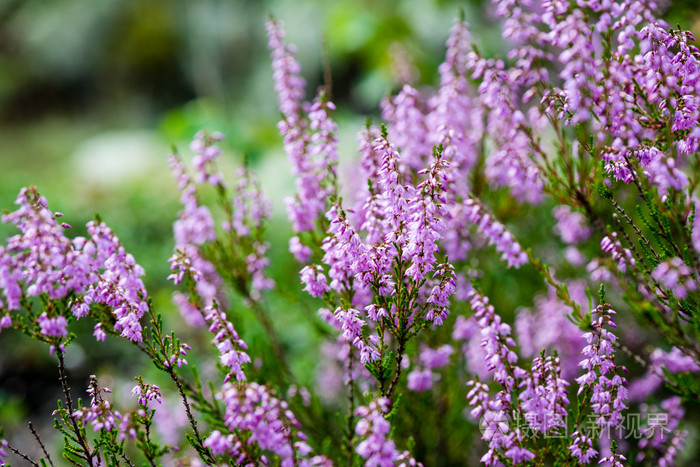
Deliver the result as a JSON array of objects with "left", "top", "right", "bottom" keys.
[
  {"left": 72, "top": 376, "right": 121, "bottom": 433},
  {"left": 79, "top": 220, "right": 149, "bottom": 342},
  {"left": 298, "top": 132, "right": 457, "bottom": 369},
  {"left": 518, "top": 352, "right": 570, "bottom": 434},
  {"left": 652, "top": 257, "right": 697, "bottom": 299},
  {"left": 169, "top": 133, "right": 275, "bottom": 320},
  {"left": 204, "top": 302, "right": 250, "bottom": 383},
  {"left": 267, "top": 19, "right": 338, "bottom": 236},
  {"left": 168, "top": 149, "right": 223, "bottom": 320},
  {"left": 131, "top": 376, "right": 162, "bottom": 407},
  {"left": 210, "top": 382, "right": 327, "bottom": 466},
  {"left": 637, "top": 396, "right": 687, "bottom": 466},
  {"left": 0, "top": 439, "right": 8, "bottom": 465},
  {"left": 0, "top": 188, "right": 91, "bottom": 309},
  {"left": 571, "top": 303, "right": 629, "bottom": 463},
  {"left": 462, "top": 198, "right": 528, "bottom": 269},
  {"left": 354, "top": 398, "right": 411, "bottom": 466},
  {"left": 576, "top": 304, "right": 629, "bottom": 429},
  {"left": 0, "top": 187, "right": 150, "bottom": 346},
  {"left": 407, "top": 344, "right": 454, "bottom": 392}
]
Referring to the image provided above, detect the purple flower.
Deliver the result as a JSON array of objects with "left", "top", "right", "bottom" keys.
[
  {"left": 637, "top": 396, "right": 687, "bottom": 466},
  {"left": 419, "top": 344, "right": 454, "bottom": 370},
  {"left": 266, "top": 18, "right": 306, "bottom": 124},
  {"left": 0, "top": 315, "right": 11, "bottom": 333},
  {"left": 0, "top": 187, "right": 95, "bottom": 309},
  {"left": 190, "top": 130, "right": 226, "bottom": 187},
  {"left": 463, "top": 198, "right": 528, "bottom": 269},
  {"left": 204, "top": 303, "right": 250, "bottom": 383},
  {"left": 168, "top": 153, "right": 224, "bottom": 312},
  {"left": 598, "top": 452, "right": 627, "bottom": 467},
  {"left": 300, "top": 265, "right": 330, "bottom": 298},
  {"left": 37, "top": 313, "right": 68, "bottom": 338},
  {"left": 515, "top": 283, "right": 587, "bottom": 379},
  {"left": 0, "top": 439, "right": 9, "bottom": 465},
  {"left": 214, "top": 382, "right": 321, "bottom": 465},
  {"left": 72, "top": 376, "right": 121, "bottom": 433},
  {"left": 131, "top": 377, "right": 162, "bottom": 406},
  {"left": 354, "top": 398, "right": 404, "bottom": 466},
  {"left": 203, "top": 429, "right": 234, "bottom": 456},
  {"left": 171, "top": 291, "right": 205, "bottom": 327},
  {"left": 381, "top": 85, "right": 432, "bottom": 173},
  {"left": 267, "top": 19, "right": 338, "bottom": 236},
  {"left": 289, "top": 236, "right": 312, "bottom": 263},
  {"left": 79, "top": 221, "right": 149, "bottom": 342},
  {"left": 469, "top": 288, "right": 520, "bottom": 390},
  {"left": 93, "top": 323, "right": 106, "bottom": 342},
  {"left": 652, "top": 257, "right": 697, "bottom": 299},
  {"left": 553, "top": 206, "right": 593, "bottom": 244},
  {"left": 600, "top": 232, "right": 635, "bottom": 273},
  {"left": 575, "top": 304, "right": 628, "bottom": 434},
  {"left": 407, "top": 369, "right": 433, "bottom": 392},
  {"left": 518, "top": 353, "right": 570, "bottom": 434},
  {"left": 569, "top": 430, "right": 599, "bottom": 464}
]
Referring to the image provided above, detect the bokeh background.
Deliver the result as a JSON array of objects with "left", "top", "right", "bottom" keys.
[{"left": 1, "top": 0, "right": 700, "bottom": 461}]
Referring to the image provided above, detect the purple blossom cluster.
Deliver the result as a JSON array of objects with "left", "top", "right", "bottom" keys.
[
  {"left": 131, "top": 377, "right": 162, "bottom": 407},
  {"left": 518, "top": 352, "right": 569, "bottom": 435},
  {"left": 204, "top": 302, "right": 250, "bottom": 383},
  {"left": 629, "top": 346, "right": 699, "bottom": 401},
  {"left": 572, "top": 304, "right": 629, "bottom": 463},
  {"left": 637, "top": 396, "right": 687, "bottom": 466},
  {"left": 0, "top": 187, "right": 149, "bottom": 347},
  {"left": 553, "top": 206, "right": 593, "bottom": 245},
  {"left": 515, "top": 283, "right": 587, "bottom": 378},
  {"left": 168, "top": 150, "right": 223, "bottom": 323},
  {"left": 168, "top": 132, "right": 275, "bottom": 321},
  {"left": 298, "top": 132, "right": 457, "bottom": 364},
  {"left": 0, "top": 439, "right": 7, "bottom": 465},
  {"left": 468, "top": 289, "right": 519, "bottom": 389},
  {"left": 266, "top": 19, "right": 338, "bottom": 236},
  {"left": 462, "top": 198, "right": 528, "bottom": 269},
  {"left": 79, "top": 220, "right": 149, "bottom": 342},
  {"left": 406, "top": 344, "right": 454, "bottom": 392},
  {"left": 0, "top": 188, "right": 90, "bottom": 309},
  {"left": 354, "top": 398, "right": 418, "bottom": 467},
  {"left": 652, "top": 257, "right": 698, "bottom": 299},
  {"left": 208, "top": 382, "right": 328, "bottom": 466},
  {"left": 462, "top": 289, "right": 547, "bottom": 465},
  {"left": 72, "top": 376, "right": 121, "bottom": 433}
]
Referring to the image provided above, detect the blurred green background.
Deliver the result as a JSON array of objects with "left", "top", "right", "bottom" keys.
[{"left": 1, "top": 0, "right": 700, "bottom": 460}]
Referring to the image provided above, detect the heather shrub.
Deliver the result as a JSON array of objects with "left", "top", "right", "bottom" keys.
[{"left": 1, "top": 1, "right": 700, "bottom": 465}]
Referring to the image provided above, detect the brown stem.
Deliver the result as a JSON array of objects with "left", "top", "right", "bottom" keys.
[
  {"left": 144, "top": 415, "right": 157, "bottom": 467},
  {"left": 575, "top": 190, "right": 607, "bottom": 235},
  {"left": 57, "top": 351, "right": 95, "bottom": 466},
  {"left": 623, "top": 153, "right": 684, "bottom": 259},
  {"left": 611, "top": 213, "right": 651, "bottom": 277},
  {"left": 5, "top": 440, "right": 39, "bottom": 466},
  {"left": 386, "top": 339, "right": 407, "bottom": 399},
  {"left": 610, "top": 199, "right": 659, "bottom": 262},
  {"left": 346, "top": 348, "right": 356, "bottom": 466},
  {"left": 120, "top": 452, "right": 136, "bottom": 467},
  {"left": 29, "top": 421, "right": 54, "bottom": 467},
  {"left": 142, "top": 306, "right": 214, "bottom": 464},
  {"left": 167, "top": 366, "right": 212, "bottom": 462}
]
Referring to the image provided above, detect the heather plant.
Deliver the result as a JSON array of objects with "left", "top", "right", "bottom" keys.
[{"left": 2, "top": 0, "right": 700, "bottom": 465}]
